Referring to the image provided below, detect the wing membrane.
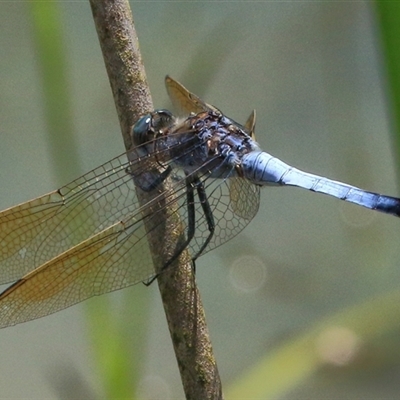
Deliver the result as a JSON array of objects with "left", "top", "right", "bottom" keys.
[
  {"left": 0, "top": 78, "right": 262, "bottom": 328},
  {"left": 243, "top": 110, "right": 256, "bottom": 139},
  {"left": 0, "top": 135, "right": 196, "bottom": 285},
  {"left": 0, "top": 216, "right": 154, "bottom": 328},
  {"left": 0, "top": 153, "right": 135, "bottom": 284},
  {"left": 165, "top": 75, "right": 219, "bottom": 116}
]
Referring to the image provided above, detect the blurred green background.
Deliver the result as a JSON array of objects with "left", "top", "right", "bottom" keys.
[{"left": 1, "top": 1, "right": 400, "bottom": 399}]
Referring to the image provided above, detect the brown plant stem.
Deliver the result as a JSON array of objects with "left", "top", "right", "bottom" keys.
[{"left": 88, "top": 1, "right": 223, "bottom": 398}]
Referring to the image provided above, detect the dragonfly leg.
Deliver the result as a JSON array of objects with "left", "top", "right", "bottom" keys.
[
  {"left": 142, "top": 175, "right": 216, "bottom": 286},
  {"left": 142, "top": 176, "right": 197, "bottom": 286},
  {"left": 142, "top": 275, "right": 157, "bottom": 287},
  {"left": 142, "top": 259, "right": 196, "bottom": 287},
  {"left": 192, "top": 178, "right": 215, "bottom": 261}
]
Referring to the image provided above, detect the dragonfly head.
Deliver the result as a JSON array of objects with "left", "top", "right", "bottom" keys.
[{"left": 132, "top": 109, "right": 175, "bottom": 147}]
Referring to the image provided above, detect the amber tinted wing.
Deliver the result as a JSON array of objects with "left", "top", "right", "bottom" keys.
[
  {"left": 243, "top": 109, "right": 256, "bottom": 139},
  {"left": 0, "top": 167, "right": 260, "bottom": 328},
  {"left": 0, "top": 152, "right": 260, "bottom": 328},
  {"left": 165, "top": 76, "right": 256, "bottom": 138},
  {"left": 0, "top": 138, "right": 189, "bottom": 327},
  {"left": 0, "top": 205, "right": 158, "bottom": 328},
  {"left": 0, "top": 136, "right": 188, "bottom": 287},
  {"left": 165, "top": 75, "right": 220, "bottom": 116},
  {"left": 0, "top": 153, "right": 141, "bottom": 285}
]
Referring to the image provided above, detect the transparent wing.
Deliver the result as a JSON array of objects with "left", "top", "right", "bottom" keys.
[
  {"left": 0, "top": 128, "right": 260, "bottom": 327},
  {"left": 0, "top": 132, "right": 199, "bottom": 285},
  {"left": 0, "top": 210, "right": 156, "bottom": 328},
  {"left": 190, "top": 175, "right": 260, "bottom": 256},
  {"left": 170, "top": 159, "right": 260, "bottom": 259},
  {"left": 0, "top": 154, "right": 131, "bottom": 284},
  {"left": 0, "top": 77, "right": 260, "bottom": 327},
  {"left": 0, "top": 150, "right": 166, "bottom": 286}
]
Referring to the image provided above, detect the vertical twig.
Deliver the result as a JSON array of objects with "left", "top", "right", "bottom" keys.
[{"left": 88, "top": 1, "right": 223, "bottom": 398}]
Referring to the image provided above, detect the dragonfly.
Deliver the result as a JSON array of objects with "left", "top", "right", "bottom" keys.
[{"left": 0, "top": 77, "right": 399, "bottom": 328}]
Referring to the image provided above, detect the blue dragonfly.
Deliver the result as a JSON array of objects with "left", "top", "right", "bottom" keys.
[{"left": 0, "top": 76, "right": 398, "bottom": 328}]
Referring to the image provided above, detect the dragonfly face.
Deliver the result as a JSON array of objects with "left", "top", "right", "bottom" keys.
[{"left": 0, "top": 76, "right": 398, "bottom": 328}]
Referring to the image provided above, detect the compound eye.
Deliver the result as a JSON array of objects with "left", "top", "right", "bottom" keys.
[
  {"left": 154, "top": 109, "right": 173, "bottom": 119},
  {"left": 132, "top": 109, "right": 175, "bottom": 146},
  {"left": 132, "top": 113, "right": 153, "bottom": 139},
  {"left": 152, "top": 109, "right": 174, "bottom": 130}
]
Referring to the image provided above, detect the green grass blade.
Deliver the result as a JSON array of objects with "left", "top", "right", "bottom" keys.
[
  {"left": 226, "top": 290, "right": 400, "bottom": 399},
  {"left": 29, "top": 2, "right": 150, "bottom": 398},
  {"left": 30, "top": 1, "right": 80, "bottom": 181},
  {"left": 375, "top": 2, "right": 400, "bottom": 166}
]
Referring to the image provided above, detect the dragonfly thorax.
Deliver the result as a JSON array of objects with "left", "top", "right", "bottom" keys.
[{"left": 168, "top": 110, "right": 260, "bottom": 178}]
